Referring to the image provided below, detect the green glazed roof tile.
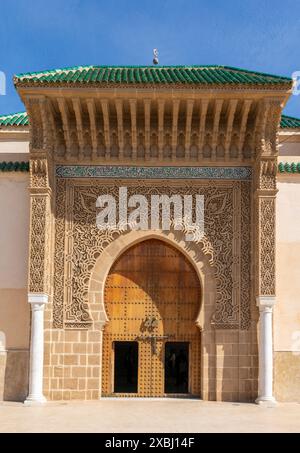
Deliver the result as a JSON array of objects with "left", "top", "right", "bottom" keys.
[
  {"left": 0, "top": 111, "right": 29, "bottom": 127},
  {"left": 13, "top": 65, "right": 292, "bottom": 87},
  {"left": 280, "top": 115, "right": 300, "bottom": 128}
]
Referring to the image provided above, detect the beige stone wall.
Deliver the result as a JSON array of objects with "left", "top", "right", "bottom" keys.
[
  {"left": 0, "top": 139, "right": 29, "bottom": 155},
  {"left": 0, "top": 173, "right": 30, "bottom": 401},
  {"left": 279, "top": 142, "right": 300, "bottom": 161},
  {"left": 274, "top": 352, "right": 300, "bottom": 401},
  {"left": 275, "top": 174, "right": 300, "bottom": 401}
]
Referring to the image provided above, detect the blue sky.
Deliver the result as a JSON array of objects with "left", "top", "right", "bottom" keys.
[{"left": 1, "top": 0, "right": 300, "bottom": 116}]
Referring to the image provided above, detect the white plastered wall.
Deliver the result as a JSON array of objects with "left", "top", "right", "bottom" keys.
[{"left": 0, "top": 137, "right": 30, "bottom": 349}]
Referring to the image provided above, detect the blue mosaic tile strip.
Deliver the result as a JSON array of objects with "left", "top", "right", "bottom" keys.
[{"left": 56, "top": 165, "right": 252, "bottom": 180}]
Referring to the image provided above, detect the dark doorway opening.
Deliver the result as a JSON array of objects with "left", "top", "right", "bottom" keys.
[
  {"left": 114, "top": 341, "right": 138, "bottom": 393},
  {"left": 165, "top": 342, "right": 189, "bottom": 394}
]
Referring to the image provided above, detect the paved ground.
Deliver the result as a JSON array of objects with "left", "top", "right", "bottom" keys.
[{"left": 0, "top": 399, "right": 300, "bottom": 433}]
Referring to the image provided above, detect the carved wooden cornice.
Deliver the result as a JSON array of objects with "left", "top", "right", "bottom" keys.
[
  {"left": 172, "top": 99, "right": 180, "bottom": 157},
  {"left": 211, "top": 99, "right": 223, "bottom": 160},
  {"left": 115, "top": 99, "right": 124, "bottom": 159},
  {"left": 20, "top": 89, "right": 289, "bottom": 165},
  {"left": 144, "top": 99, "right": 151, "bottom": 160},
  {"left": 129, "top": 99, "right": 137, "bottom": 159},
  {"left": 198, "top": 99, "right": 209, "bottom": 159},
  {"left": 238, "top": 99, "right": 252, "bottom": 155},
  {"left": 86, "top": 98, "right": 98, "bottom": 160},
  {"left": 72, "top": 98, "right": 84, "bottom": 161},
  {"left": 224, "top": 99, "right": 238, "bottom": 159},
  {"left": 57, "top": 98, "right": 72, "bottom": 160},
  {"left": 100, "top": 99, "right": 110, "bottom": 159},
  {"left": 185, "top": 99, "right": 194, "bottom": 160}
]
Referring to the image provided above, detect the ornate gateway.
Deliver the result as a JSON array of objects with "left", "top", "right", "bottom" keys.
[{"left": 14, "top": 65, "right": 292, "bottom": 402}]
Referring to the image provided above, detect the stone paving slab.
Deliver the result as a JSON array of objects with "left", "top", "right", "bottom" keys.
[{"left": 0, "top": 399, "right": 300, "bottom": 433}]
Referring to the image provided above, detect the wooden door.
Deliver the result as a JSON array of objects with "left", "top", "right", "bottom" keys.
[{"left": 102, "top": 239, "right": 201, "bottom": 397}]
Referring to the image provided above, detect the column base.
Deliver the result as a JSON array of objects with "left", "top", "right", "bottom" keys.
[
  {"left": 255, "top": 396, "right": 277, "bottom": 407},
  {"left": 24, "top": 395, "right": 47, "bottom": 405}
]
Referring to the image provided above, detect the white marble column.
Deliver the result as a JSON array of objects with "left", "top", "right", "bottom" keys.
[
  {"left": 255, "top": 296, "right": 276, "bottom": 406},
  {"left": 24, "top": 293, "right": 48, "bottom": 405}
]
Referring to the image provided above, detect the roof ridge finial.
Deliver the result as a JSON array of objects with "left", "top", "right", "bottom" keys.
[{"left": 153, "top": 49, "right": 159, "bottom": 65}]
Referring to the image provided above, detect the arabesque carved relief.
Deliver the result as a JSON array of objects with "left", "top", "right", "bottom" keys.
[
  {"left": 53, "top": 179, "right": 252, "bottom": 330},
  {"left": 254, "top": 156, "right": 277, "bottom": 297},
  {"left": 260, "top": 198, "right": 276, "bottom": 295},
  {"left": 29, "top": 196, "right": 47, "bottom": 293}
]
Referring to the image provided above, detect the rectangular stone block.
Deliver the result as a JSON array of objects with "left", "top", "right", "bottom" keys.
[
  {"left": 72, "top": 367, "right": 86, "bottom": 378},
  {"left": 93, "top": 343, "right": 101, "bottom": 354},
  {"left": 73, "top": 343, "right": 87, "bottom": 354},
  {"left": 88, "top": 331, "right": 101, "bottom": 342},
  {"left": 91, "top": 390, "right": 99, "bottom": 399},
  {"left": 87, "top": 378, "right": 99, "bottom": 390},
  {"left": 54, "top": 343, "right": 64, "bottom": 353},
  {"left": 64, "top": 378, "right": 78, "bottom": 390},
  {"left": 80, "top": 355, "right": 87, "bottom": 365},
  {"left": 63, "top": 391, "right": 71, "bottom": 400},
  {"left": 54, "top": 366, "right": 64, "bottom": 377},
  {"left": 223, "top": 367, "right": 235, "bottom": 379},
  {"left": 239, "top": 355, "right": 251, "bottom": 367},
  {"left": 63, "top": 343, "right": 72, "bottom": 353},
  {"left": 79, "top": 379, "right": 86, "bottom": 390},
  {"left": 88, "top": 355, "right": 101, "bottom": 365},
  {"left": 80, "top": 331, "right": 88, "bottom": 341},
  {"left": 52, "top": 391, "right": 63, "bottom": 400},
  {"left": 70, "top": 391, "right": 86, "bottom": 400},
  {"left": 64, "top": 331, "right": 80, "bottom": 342},
  {"left": 50, "top": 379, "right": 58, "bottom": 390},
  {"left": 92, "top": 367, "right": 100, "bottom": 378},
  {"left": 64, "top": 355, "right": 79, "bottom": 365}
]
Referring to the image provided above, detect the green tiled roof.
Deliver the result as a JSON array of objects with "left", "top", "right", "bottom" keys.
[
  {"left": 1, "top": 111, "right": 300, "bottom": 130},
  {"left": 14, "top": 65, "right": 292, "bottom": 87},
  {"left": 0, "top": 161, "right": 29, "bottom": 172},
  {"left": 0, "top": 111, "right": 29, "bottom": 127},
  {"left": 278, "top": 162, "right": 300, "bottom": 173},
  {"left": 280, "top": 115, "right": 300, "bottom": 128}
]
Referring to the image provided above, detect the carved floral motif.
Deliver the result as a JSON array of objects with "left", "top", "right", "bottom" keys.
[
  {"left": 53, "top": 179, "right": 252, "bottom": 330},
  {"left": 29, "top": 197, "right": 47, "bottom": 293},
  {"left": 260, "top": 198, "right": 276, "bottom": 295}
]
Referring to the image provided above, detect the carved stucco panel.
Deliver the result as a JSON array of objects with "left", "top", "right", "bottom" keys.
[
  {"left": 29, "top": 196, "right": 47, "bottom": 293},
  {"left": 259, "top": 197, "right": 276, "bottom": 296},
  {"left": 52, "top": 179, "right": 251, "bottom": 329}
]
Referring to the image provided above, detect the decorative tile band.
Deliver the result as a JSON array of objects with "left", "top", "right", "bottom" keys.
[
  {"left": 278, "top": 162, "right": 300, "bottom": 173},
  {"left": 56, "top": 165, "right": 252, "bottom": 180},
  {"left": 0, "top": 161, "right": 29, "bottom": 172}
]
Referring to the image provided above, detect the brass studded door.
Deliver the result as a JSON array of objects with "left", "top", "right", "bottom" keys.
[{"left": 102, "top": 239, "right": 201, "bottom": 397}]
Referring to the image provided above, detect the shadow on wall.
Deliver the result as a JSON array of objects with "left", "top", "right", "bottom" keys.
[{"left": 0, "top": 331, "right": 29, "bottom": 402}]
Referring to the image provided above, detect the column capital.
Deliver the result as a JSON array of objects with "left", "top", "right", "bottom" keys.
[
  {"left": 28, "top": 293, "right": 48, "bottom": 306},
  {"left": 256, "top": 295, "right": 276, "bottom": 310}
]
